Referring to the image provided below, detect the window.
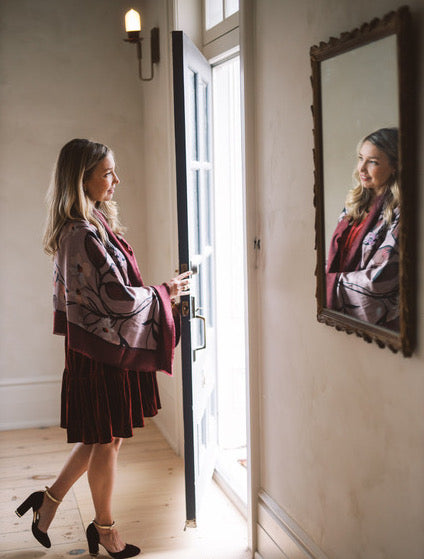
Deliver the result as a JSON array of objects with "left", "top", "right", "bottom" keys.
[
  {"left": 203, "top": 0, "right": 239, "bottom": 53},
  {"left": 205, "top": 0, "right": 239, "bottom": 29}
]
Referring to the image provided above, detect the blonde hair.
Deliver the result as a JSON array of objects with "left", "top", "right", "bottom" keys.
[
  {"left": 345, "top": 128, "right": 399, "bottom": 225},
  {"left": 43, "top": 139, "right": 126, "bottom": 255}
]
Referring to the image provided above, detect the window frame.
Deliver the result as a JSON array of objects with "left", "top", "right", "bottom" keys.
[{"left": 202, "top": 0, "right": 239, "bottom": 52}]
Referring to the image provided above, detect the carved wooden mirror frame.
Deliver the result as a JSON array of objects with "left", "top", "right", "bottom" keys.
[{"left": 310, "top": 6, "right": 416, "bottom": 356}]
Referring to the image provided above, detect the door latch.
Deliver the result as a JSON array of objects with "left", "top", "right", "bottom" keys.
[{"left": 181, "top": 300, "right": 190, "bottom": 317}]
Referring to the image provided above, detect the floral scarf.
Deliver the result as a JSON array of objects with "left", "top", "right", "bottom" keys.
[
  {"left": 53, "top": 212, "right": 177, "bottom": 374},
  {"left": 326, "top": 194, "right": 400, "bottom": 330}
]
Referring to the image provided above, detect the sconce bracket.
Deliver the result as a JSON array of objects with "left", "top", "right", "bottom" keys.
[
  {"left": 151, "top": 27, "right": 160, "bottom": 64},
  {"left": 124, "top": 26, "right": 159, "bottom": 81}
]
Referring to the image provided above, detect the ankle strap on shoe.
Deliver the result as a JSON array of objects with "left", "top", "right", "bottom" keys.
[
  {"left": 44, "top": 486, "right": 62, "bottom": 504},
  {"left": 93, "top": 519, "right": 116, "bottom": 530}
]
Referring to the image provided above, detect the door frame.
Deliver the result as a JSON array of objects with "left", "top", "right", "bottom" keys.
[{"left": 239, "top": 0, "right": 259, "bottom": 553}]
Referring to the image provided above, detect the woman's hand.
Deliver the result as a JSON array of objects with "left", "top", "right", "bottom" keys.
[{"left": 168, "top": 271, "right": 192, "bottom": 299}]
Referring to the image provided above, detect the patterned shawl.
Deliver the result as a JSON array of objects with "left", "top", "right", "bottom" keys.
[
  {"left": 53, "top": 211, "right": 177, "bottom": 374},
  {"left": 326, "top": 194, "right": 400, "bottom": 330}
]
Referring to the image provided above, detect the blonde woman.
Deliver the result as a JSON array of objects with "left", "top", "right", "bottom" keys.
[
  {"left": 326, "top": 128, "right": 400, "bottom": 330},
  {"left": 15, "top": 139, "right": 191, "bottom": 558}
]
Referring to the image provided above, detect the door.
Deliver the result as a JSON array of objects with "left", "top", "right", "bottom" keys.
[{"left": 172, "top": 30, "right": 218, "bottom": 526}]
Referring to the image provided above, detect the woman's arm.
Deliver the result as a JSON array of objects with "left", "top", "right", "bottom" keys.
[{"left": 327, "top": 218, "right": 399, "bottom": 325}]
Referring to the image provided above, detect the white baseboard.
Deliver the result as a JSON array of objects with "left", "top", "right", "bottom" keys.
[
  {"left": 0, "top": 376, "right": 61, "bottom": 431},
  {"left": 257, "top": 490, "right": 329, "bottom": 559},
  {"left": 213, "top": 468, "right": 247, "bottom": 519},
  {"left": 257, "top": 522, "right": 288, "bottom": 559}
]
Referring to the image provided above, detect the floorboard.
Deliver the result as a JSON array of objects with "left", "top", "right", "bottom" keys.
[{"left": 0, "top": 421, "right": 250, "bottom": 558}]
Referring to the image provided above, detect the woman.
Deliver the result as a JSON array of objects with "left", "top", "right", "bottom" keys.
[
  {"left": 326, "top": 127, "right": 400, "bottom": 330},
  {"left": 15, "top": 139, "right": 191, "bottom": 558}
]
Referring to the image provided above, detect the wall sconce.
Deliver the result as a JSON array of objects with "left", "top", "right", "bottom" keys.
[{"left": 124, "top": 9, "right": 160, "bottom": 82}]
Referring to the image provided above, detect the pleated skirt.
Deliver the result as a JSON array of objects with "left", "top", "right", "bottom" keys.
[{"left": 60, "top": 345, "right": 161, "bottom": 444}]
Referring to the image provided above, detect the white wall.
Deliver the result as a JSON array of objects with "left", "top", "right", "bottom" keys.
[
  {"left": 0, "top": 0, "right": 147, "bottom": 429},
  {"left": 134, "top": 0, "right": 185, "bottom": 455},
  {"left": 251, "top": 1, "right": 424, "bottom": 557}
]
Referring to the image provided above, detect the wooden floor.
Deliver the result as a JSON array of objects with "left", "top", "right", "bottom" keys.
[{"left": 0, "top": 421, "right": 250, "bottom": 559}]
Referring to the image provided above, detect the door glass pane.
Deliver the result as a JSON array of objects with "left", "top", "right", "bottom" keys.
[
  {"left": 205, "top": 254, "right": 213, "bottom": 326},
  {"left": 198, "top": 80, "right": 205, "bottom": 162},
  {"left": 210, "top": 387, "right": 217, "bottom": 418},
  {"left": 188, "top": 170, "right": 201, "bottom": 255},
  {"left": 201, "top": 80, "right": 210, "bottom": 161},
  {"left": 201, "top": 413, "right": 207, "bottom": 446},
  {"left": 205, "top": 0, "right": 223, "bottom": 30},
  {"left": 197, "top": 260, "right": 204, "bottom": 313},
  {"left": 195, "top": 174, "right": 201, "bottom": 253},
  {"left": 204, "top": 170, "right": 212, "bottom": 246},
  {"left": 188, "top": 69, "right": 198, "bottom": 160}
]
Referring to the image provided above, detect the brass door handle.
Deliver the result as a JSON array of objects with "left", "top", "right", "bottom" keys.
[{"left": 193, "top": 312, "right": 206, "bottom": 357}]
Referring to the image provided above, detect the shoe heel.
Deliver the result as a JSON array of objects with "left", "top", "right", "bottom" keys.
[
  {"left": 86, "top": 522, "right": 99, "bottom": 557},
  {"left": 15, "top": 495, "right": 35, "bottom": 517}
]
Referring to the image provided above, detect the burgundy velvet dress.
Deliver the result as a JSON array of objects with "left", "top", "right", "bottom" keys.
[
  {"left": 55, "top": 212, "right": 177, "bottom": 444},
  {"left": 60, "top": 344, "right": 161, "bottom": 444}
]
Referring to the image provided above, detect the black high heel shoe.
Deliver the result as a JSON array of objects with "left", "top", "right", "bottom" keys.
[
  {"left": 15, "top": 486, "right": 62, "bottom": 548},
  {"left": 86, "top": 520, "right": 141, "bottom": 558}
]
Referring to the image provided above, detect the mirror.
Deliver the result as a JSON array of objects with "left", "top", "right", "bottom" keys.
[{"left": 310, "top": 6, "right": 416, "bottom": 356}]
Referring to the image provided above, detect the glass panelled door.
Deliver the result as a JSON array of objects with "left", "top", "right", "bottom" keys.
[{"left": 172, "top": 31, "right": 217, "bottom": 526}]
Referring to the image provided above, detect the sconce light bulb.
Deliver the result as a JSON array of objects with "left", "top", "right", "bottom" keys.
[{"left": 125, "top": 9, "right": 141, "bottom": 32}]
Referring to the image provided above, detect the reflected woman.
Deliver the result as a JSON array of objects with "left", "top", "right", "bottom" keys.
[{"left": 326, "top": 128, "right": 400, "bottom": 330}]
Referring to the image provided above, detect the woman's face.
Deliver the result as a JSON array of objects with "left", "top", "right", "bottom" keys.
[
  {"left": 357, "top": 140, "right": 395, "bottom": 196},
  {"left": 84, "top": 153, "right": 120, "bottom": 203}
]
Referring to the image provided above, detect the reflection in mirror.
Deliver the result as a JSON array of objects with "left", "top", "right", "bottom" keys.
[
  {"left": 310, "top": 6, "right": 415, "bottom": 356},
  {"left": 326, "top": 127, "right": 400, "bottom": 330},
  {"left": 322, "top": 36, "right": 398, "bottom": 254}
]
